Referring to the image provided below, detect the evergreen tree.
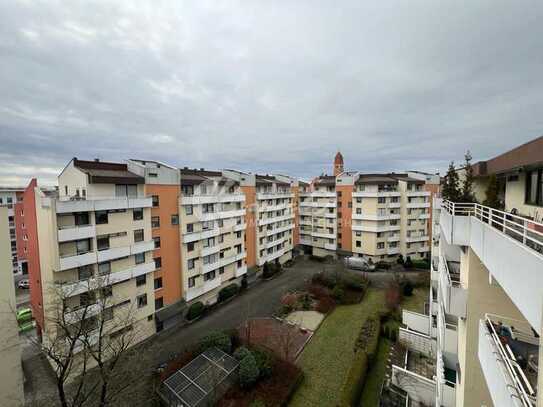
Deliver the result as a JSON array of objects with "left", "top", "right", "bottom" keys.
[
  {"left": 442, "top": 161, "right": 461, "bottom": 202},
  {"left": 461, "top": 150, "right": 476, "bottom": 202},
  {"left": 483, "top": 174, "right": 501, "bottom": 209}
]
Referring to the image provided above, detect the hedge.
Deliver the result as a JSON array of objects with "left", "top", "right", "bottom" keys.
[
  {"left": 186, "top": 301, "right": 205, "bottom": 321},
  {"left": 239, "top": 353, "right": 260, "bottom": 389},
  {"left": 218, "top": 283, "right": 240, "bottom": 302},
  {"left": 198, "top": 331, "right": 232, "bottom": 354},
  {"left": 411, "top": 259, "right": 430, "bottom": 269},
  {"left": 340, "top": 317, "right": 381, "bottom": 406}
]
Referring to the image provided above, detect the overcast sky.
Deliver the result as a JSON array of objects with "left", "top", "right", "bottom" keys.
[{"left": 1, "top": 1, "right": 542, "bottom": 186}]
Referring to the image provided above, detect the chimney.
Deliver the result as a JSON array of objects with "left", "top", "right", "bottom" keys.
[{"left": 94, "top": 158, "right": 100, "bottom": 162}]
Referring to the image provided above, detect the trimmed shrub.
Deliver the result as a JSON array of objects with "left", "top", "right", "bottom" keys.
[
  {"left": 403, "top": 281, "right": 414, "bottom": 297},
  {"left": 199, "top": 331, "right": 232, "bottom": 354},
  {"left": 253, "top": 348, "right": 273, "bottom": 379},
  {"left": 411, "top": 259, "right": 430, "bottom": 269},
  {"left": 241, "top": 276, "right": 248, "bottom": 290},
  {"left": 397, "top": 254, "right": 405, "bottom": 265},
  {"left": 262, "top": 262, "right": 277, "bottom": 279},
  {"left": 218, "top": 284, "right": 240, "bottom": 302},
  {"left": 332, "top": 285, "right": 345, "bottom": 301},
  {"left": 316, "top": 297, "right": 335, "bottom": 314},
  {"left": 233, "top": 346, "right": 252, "bottom": 361},
  {"left": 186, "top": 301, "right": 205, "bottom": 321},
  {"left": 299, "top": 292, "right": 312, "bottom": 310},
  {"left": 239, "top": 353, "right": 260, "bottom": 389},
  {"left": 340, "top": 350, "right": 369, "bottom": 407}
]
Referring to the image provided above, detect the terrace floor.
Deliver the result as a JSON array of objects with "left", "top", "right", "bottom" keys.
[{"left": 406, "top": 351, "right": 436, "bottom": 380}]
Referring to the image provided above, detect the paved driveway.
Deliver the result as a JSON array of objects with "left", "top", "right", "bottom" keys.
[{"left": 24, "top": 257, "right": 320, "bottom": 406}]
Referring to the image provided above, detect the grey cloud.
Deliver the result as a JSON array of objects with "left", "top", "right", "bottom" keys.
[{"left": 1, "top": 0, "right": 542, "bottom": 186}]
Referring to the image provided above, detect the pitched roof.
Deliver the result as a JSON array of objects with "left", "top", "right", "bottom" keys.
[{"left": 73, "top": 159, "right": 144, "bottom": 184}]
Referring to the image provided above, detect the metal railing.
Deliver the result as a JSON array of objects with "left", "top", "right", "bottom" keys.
[
  {"left": 484, "top": 313, "right": 538, "bottom": 407},
  {"left": 442, "top": 200, "right": 543, "bottom": 256}
]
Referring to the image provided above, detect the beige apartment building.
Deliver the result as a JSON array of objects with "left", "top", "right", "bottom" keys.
[
  {"left": 0, "top": 206, "right": 24, "bottom": 406},
  {"left": 391, "top": 135, "right": 543, "bottom": 407},
  {"left": 178, "top": 168, "right": 247, "bottom": 305},
  {"left": 26, "top": 158, "right": 157, "bottom": 367},
  {"left": 299, "top": 175, "right": 338, "bottom": 257}
]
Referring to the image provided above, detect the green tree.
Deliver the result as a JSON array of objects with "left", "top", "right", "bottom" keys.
[
  {"left": 442, "top": 161, "right": 461, "bottom": 202},
  {"left": 239, "top": 353, "right": 260, "bottom": 388},
  {"left": 461, "top": 150, "right": 476, "bottom": 202},
  {"left": 483, "top": 174, "right": 502, "bottom": 209}
]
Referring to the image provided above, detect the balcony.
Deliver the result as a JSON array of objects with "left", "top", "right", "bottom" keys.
[
  {"left": 56, "top": 196, "right": 152, "bottom": 214},
  {"left": 388, "top": 234, "right": 400, "bottom": 242},
  {"left": 479, "top": 314, "right": 538, "bottom": 407},
  {"left": 199, "top": 208, "right": 245, "bottom": 222},
  {"left": 299, "top": 237, "right": 312, "bottom": 246},
  {"left": 406, "top": 191, "right": 431, "bottom": 197},
  {"left": 180, "top": 193, "right": 245, "bottom": 205},
  {"left": 185, "top": 278, "right": 221, "bottom": 302},
  {"left": 311, "top": 230, "right": 335, "bottom": 239},
  {"left": 97, "top": 240, "right": 154, "bottom": 263},
  {"left": 352, "top": 191, "right": 400, "bottom": 198},
  {"left": 300, "top": 191, "right": 335, "bottom": 198},
  {"left": 438, "top": 257, "right": 466, "bottom": 318},
  {"left": 387, "top": 247, "right": 400, "bottom": 255},
  {"left": 441, "top": 200, "right": 543, "bottom": 332},
  {"left": 352, "top": 223, "right": 401, "bottom": 233},
  {"left": 256, "top": 192, "right": 294, "bottom": 200},
  {"left": 59, "top": 251, "right": 97, "bottom": 271},
  {"left": 257, "top": 246, "right": 290, "bottom": 266},
  {"left": 352, "top": 213, "right": 401, "bottom": 221},
  {"left": 391, "top": 344, "right": 437, "bottom": 407},
  {"left": 58, "top": 225, "right": 96, "bottom": 242},
  {"left": 59, "top": 262, "right": 155, "bottom": 297},
  {"left": 258, "top": 213, "right": 294, "bottom": 226},
  {"left": 406, "top": 234, "right": 429, "bottom": 243},
  {"left": 324, "top": 242, "right": 337, "bottom": 251},
  {"left": 235, "top": 265, "right": 247, "bottom": 278},
  {"left": 407, "top": 202, "right": 431, "bottom": 209},
  {"left": 258, "top": 203, "right": 290, "bottom": 212}
]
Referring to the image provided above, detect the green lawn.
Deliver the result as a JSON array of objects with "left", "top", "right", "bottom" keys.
[
  {"left": 359, "top": 338, "right": 391, "bottom": 407},
  {"left": 400, "top": 287, "right": 428, "bottom": 314},
  {"left": 289, "top": 289, "right": 385, "bottom": 407}
]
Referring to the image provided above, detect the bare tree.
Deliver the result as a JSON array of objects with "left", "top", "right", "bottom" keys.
[
  {"left": 276, "top": 322, "right": 298, "bottom": 362},
  {"left": 34, "top": 274, "right": 141, "bottom": 407}
]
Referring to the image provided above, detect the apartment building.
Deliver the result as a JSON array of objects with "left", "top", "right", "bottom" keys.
[
  {"left": 25, "top": 158, "right": 156, "bottom": 352},
  {"left": 178, "top": 168, "right": 247, "bottom": 305},
  {"left": 299, "top": 175, "right": 338, "bottom": 257},
  {"left": 0, "top": 186, "right": 26, "bottom": 275},
  {"left": 391, "top": 135, "right": 543, "bottom": 407},
  {"left": 224, "top": 171, "right": 296, "bottom": 268},
  {"left": 127, "top": 160, "right": 184, "bottom": 331},
  {"left": 0, "top": 206, "right": 24, "bottom": 406}
]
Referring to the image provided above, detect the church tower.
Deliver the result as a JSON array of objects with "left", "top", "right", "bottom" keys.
[{"left": 334, "top": 151, "right": 344, "bottom": 176}]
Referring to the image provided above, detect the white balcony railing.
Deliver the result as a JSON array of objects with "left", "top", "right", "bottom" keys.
[
  {"left": 56, "top": 196, "right": 152, "bottom": 214},
  {"left": 479, "top": 314, "right": 537, "bottom": 407},
  {"left": 58, "top": 225, "right": 96, "bottom": 242},
  {"left": 180, "top": 193, "right": 245, "bottom": 205},
  {"left": 441, "top": 200, "right": 543, "bottom": 331},
  {"left": 438, "top": 256, "right": 466, "bottom": 318}
]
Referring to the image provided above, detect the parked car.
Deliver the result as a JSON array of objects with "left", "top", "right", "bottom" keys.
[
  {"left": 16, "top": 308, "right": 32, "bottom": 324},
  {"left": 17, "top": 279, "right": 30, "bottom": 289},
  {"left": 344, "top": 256, "right": 376, "bottom": 271}
]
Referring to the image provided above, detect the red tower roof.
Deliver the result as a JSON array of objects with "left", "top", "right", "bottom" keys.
[
  {"left": 334, "top": 151, "right": 344, "bottom": 176},
  {"left": 334, "top": 151, "right": 344, "bottom": 165}
]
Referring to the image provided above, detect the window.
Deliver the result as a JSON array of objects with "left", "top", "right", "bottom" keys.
[
  {"left": 133, "top": 208, "right": 143, "bottom": 221},
  {"left": 115, "top": 184, "right": 137, "bottom": 197},
  {"left": 151, "top": 195, "right": 159, "bottom": 207},
  {"left": 102, "top": 307, "right": 113, "bottom": 321},
  {"left": 171, "top": 214, "right": 179, "bottom": 225},
  {"left": 187, "top": 242, "right": 195, "bottom": 252},
  {"left": 134, "top": 229, "right": 144, "bottom": 242},
  {"left": 182, "top": 185, "right": 194, "bottom": 196},
  {"left": 187, "top": 223, "right": 194, "bottom": 233},
  {"left": 135, "top": 252, "right": 145, "bottom": 264},
  {"left": 96, "top": 211, "right": 108, "bottom": 225},
  {"left": 356, "top": 231, "right": 361, "bottom": 237},
  {"left": 356, "top": 241, "right": 361, "bottom": 248},
  {"left": 137, "top": 294, "right": 147, "bottom": 308},
  {"left": 185, "top": 205, "right": 193, "bottom": 215},
  {"left": 188, "top": 259, "right": 195, "bottom": 269},
  {"left": 155, "top": 297, "right": 164, "bottom": 310},
  {"left": 151, "top": 216, "right": 160, "bottom": 228},
  {"left": 74, "top": 212, "right": 89, "bottom": 226},
  {"left": 204, "top": 270, "right": 216, "bottom": 281},
  {"left": 188, "top": 277, "right": 196, "bottom": 288},
  {"left": 136, "top": 275, "right": 146, "bottom": 286},
  {"left": 356, "top": 208, "right": 362, "bottom": 214},
  {"left": 78, "top": 265, "right": 93, "bottom": 280},
  {"left": 526, "top": 169, "right": 542, "bottom": 206},
  {"left": 378, "top": 197, "right": 386, "bottom": 204},
  {"left": 154, "top": 277, "right": 163, "bottom": 290},
  {"left": 98, "top": 262, "right": 111, "bottom": 275},
  {"left": 76, "top": 239, "right": 90, "bottom": 254},
  {"left": 97, "top": 236, "right": 110, "bottom": 251},
  {"left": 101, "top": 286, "right": 112, "bottom": 298},
  {"left": 219, "top": 266, "right": 225, "bottom": 274},
  {"left": 348, "top": 201, "right": 352, "bottom": 208},
  {"left": 356, "top": 198, "right": 362, "bottom": 203},
  {"left": 337, "top": 191, "right": 342, "bottom": 198},
  {"left": 153, "top": 237, "right": 161, "bottom": 248},
  {"left": 202, "top": 204, "right": 214, "bottom": 213},
  {"left": 377, "top": 242, "right": 385, "bottom": 249}
]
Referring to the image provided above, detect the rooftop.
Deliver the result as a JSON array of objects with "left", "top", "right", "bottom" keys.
[{"left": 73, "top": 158, "right": 144, "bottom": 185}]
